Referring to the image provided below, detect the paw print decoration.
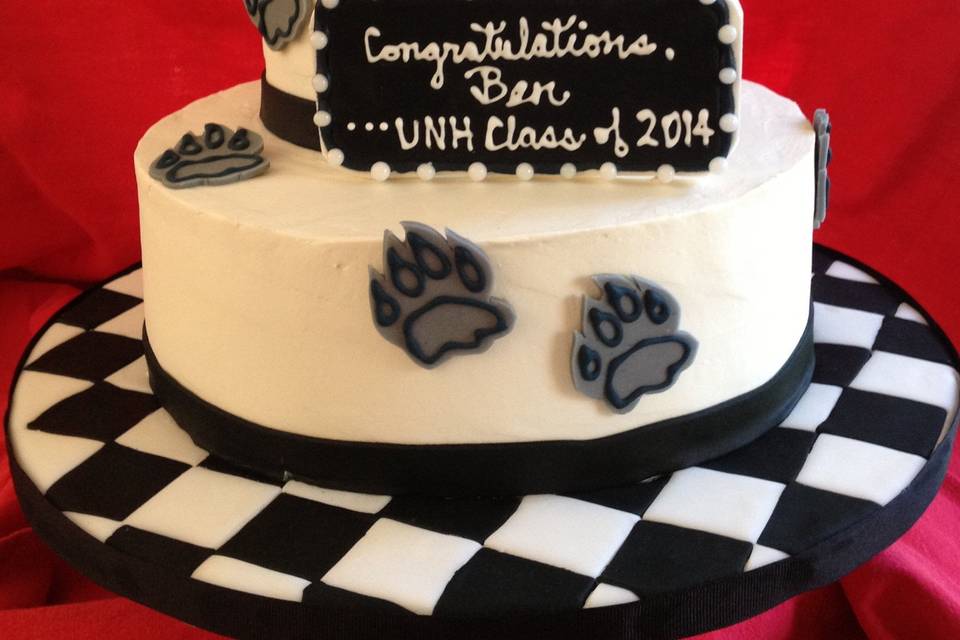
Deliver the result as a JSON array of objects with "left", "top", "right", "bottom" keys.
[
  {"left": 149, "top": 123, "right": 269, "bottom": 189},
  {"left": 243, "top": 0, "right": 312, "bottom": 50},
  {"left": 369, "top": 223, "right": 516, "bottom": 368},
  {"left": 572, "top": 276, "right": 698, "bottom": 414},
  {"left": 813, "top": 109, "right": 832, "bottom": 229}
]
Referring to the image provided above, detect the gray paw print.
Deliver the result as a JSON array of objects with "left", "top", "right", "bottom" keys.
[
  {"left": 149, "top": 123, "right": 269, "bottom": 189},
  {"left": 369, "top": 223, "right": 516, "bottom": 368},
  {"left": 572, "top": 276, "right": 698, "bottom": 413},
  {"left": 243, "top": 0, "right": 311, "bottom": 50}
]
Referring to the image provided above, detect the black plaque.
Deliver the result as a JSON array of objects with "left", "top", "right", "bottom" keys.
[{"left": 315, "top": 0, "right": 740, "bottom": 175}]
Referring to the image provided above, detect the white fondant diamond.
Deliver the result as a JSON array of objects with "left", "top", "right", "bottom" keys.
[
  {"left": 104, "top": 356, "right": 151, "bottom": 394},
  {"left": 94, "top": 303, "right": 144, "bottom": 339},
  {"left": 796, "top": 434, "right": 927, "bottom": 505},
  {"left": 643, "top": 468, "right": 785, "bottom": 543},
  {"left": 745, "top": 544, "right": 789, "bottom": 571},
  {"left": 64, "top": 512, "right": 124, "bottom": 543},
  {"left": 8, "top": 372, "right": 102, "bottom": 492},
  {"left": 583, "top": 583, "right": 639, "bottom": 609},
  {"left": 780, "top": 383, "right": 843, "bottom": 432},
  {"left": 895, "top": 303, "right": 927, "bottom": 325},
  {"left": 103, "top": 269, "right": 144, "bottom": 299},
  {"left": 9, "top": 430, "right": 104, "bottom": 494},
  {"left": 812, "top": 302, "right": 884, "bottom": 349},
  {"left": 851, "top": 351, "right": 959, "bottom": 415},
  {"left": 193, "top": 556, "right": 309, "bottom": 602},
  {"left": 483, "top": 495, "right": 639, "bottom": 577},
  {"left": 115, "top": 409, "right": 208, "bottom": 466},
  {"left": 824, "top": 262, "right": 879, "bottom": 284},
  {"left": 125, "top": 467, "right": 280, "bottom": 548},
  {"left": 282, "top": 480, "right": 391, "bottom": 514},
  {"left": 321, "top": 518, "right": 481, "bottom": 615},
  {"left": 25, "top": 323, "right": 84, "bottom": 365},
  {"left": 851, "top": 351, "right": 960, "bottom": 445},
  {"left": 8, "top": 371, "right": 93, "bottom": 430}
]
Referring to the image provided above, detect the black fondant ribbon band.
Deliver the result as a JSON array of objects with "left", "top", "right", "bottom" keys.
[
  {"left": 260, "top": 74, "right": 322, "bottom": 151},
  {"left": 145, "top": 315, "right": 814, "bottom": 497}
]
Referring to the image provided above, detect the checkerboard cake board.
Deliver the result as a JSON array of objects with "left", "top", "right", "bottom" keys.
[{"left": 6, "top": 246, "right": 958, "bottom": 640}]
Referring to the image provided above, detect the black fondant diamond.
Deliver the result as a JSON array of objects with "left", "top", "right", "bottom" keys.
[
  {"left": 818, "top": 389, "right": 945, "bottom": 458},
  {"left": 107, "top": 526, "right": 213, "bottom": 576},
  {"left": 811, "top": 253, "right": 836, "bottom": 276},
  {"left": 57, "top": 288, "right": 142, "bottom": 330},
  {"left": 45, "top": 443, "right": 190, "bottom": 520},
  {"left": 873, "top": 317, "right": 953, "bottom": 365},
  {"left": 434, "top": 548, "right": 596, "bottom": 616},
  {"left": 701, "top": 428, "right": 817, "bottom": 485},
  {"left": 601, "top": 521, "right": 753, "bottom": 594},
  {"left": 199, "top": 454, "right": 286, "bottom": 486},
  {"left": 28, "top": 382, "right": 160, "bottom": 441},
  {"left": 812, "top": 275, "right": 901, "bottom": 316},
  {"left": 26, "top": 331, "right": 143, "bottom": 381},
  {"left": 218, "top": 494, "right": 376, "bottom": 580},
  {"left": 811, "top": 344, "right": 872, "bottom": 387},
  {"left": 302, "top": 582, "right": 411, "bottom": 615},
  {"left": 758, "top": 483, "right": 879, "bottom": 555},
  {"left": 566, "top": 475, "right": 670, "bottom": 517},
  {"left": 379, "top": 495, "right": 521, "bottom": 542}
]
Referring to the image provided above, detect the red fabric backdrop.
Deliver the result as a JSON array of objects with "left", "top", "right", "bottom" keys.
[{"left": 1, "top": 1, "right": 959, "bottom": 638}]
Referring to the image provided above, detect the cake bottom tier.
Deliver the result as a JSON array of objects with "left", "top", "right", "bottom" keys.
[{"left": 136, "top": 80, "right": 815, "bottom": 493}]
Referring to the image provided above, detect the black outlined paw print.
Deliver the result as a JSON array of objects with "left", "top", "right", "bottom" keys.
[
  {"left": 572, "top": 276, "right": 698, "bottom": 414},
  {"left": 243, "top": 0, "right": 311, "bottom": 50},
  {"left": 149, "top": 124, "right": 269, "bottom": 189},
  {"left": 369, "top": 223, "right": 516, "bottom": 368}
]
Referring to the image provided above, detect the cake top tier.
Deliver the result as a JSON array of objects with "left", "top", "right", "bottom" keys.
[{"left": 253, "top": 0, "right": 744, "bottom": 179}]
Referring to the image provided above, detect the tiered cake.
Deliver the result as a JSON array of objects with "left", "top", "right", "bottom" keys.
[{"left": 13, "top": 2, "right": 960, "bottom": 639}]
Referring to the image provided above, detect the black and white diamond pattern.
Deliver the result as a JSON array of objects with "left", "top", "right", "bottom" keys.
[{"left": 7, "top": 251, "right": 959, "bottom": 617}]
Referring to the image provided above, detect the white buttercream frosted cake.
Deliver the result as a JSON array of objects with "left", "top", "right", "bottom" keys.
[{"left": 136, "top": 0, "right": 826, "bottom": 495}]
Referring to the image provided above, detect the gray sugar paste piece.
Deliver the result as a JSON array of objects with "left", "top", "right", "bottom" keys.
[
  {"left": 148, "top": 123, "right": 270, "bottom": 189},
  {"left": 814, "top": 108, "right": 832, "bottom": 229},
  {"left": 243, "top": 0, "right": 312, "bottom": 51},
  {"left": 369, "top": 222, "right": 516, "bottom": 369},
  {"left": 572, "top": 275, "right": 698, "bottom": 414}
]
